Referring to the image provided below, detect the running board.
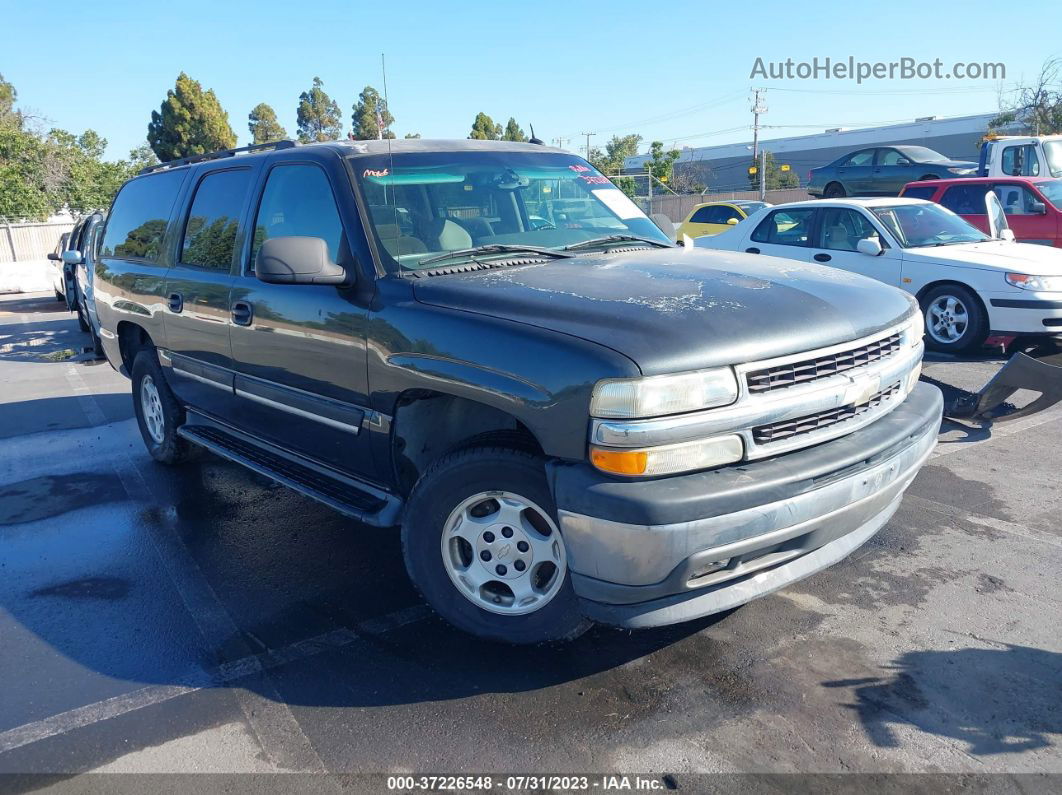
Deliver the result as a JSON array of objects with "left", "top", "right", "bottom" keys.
[{"left": 178, "top": 420, "right": 402, "bottom": 527}]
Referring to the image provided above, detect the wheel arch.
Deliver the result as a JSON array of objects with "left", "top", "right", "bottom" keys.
[
  {"left": 116, "top": 321, "right": 155, "bottom": 373},
  {"left": 390, "top": 389, "right": 547, "bottom": 497}
]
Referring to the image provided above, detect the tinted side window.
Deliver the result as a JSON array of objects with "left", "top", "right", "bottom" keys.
[
  {"left": 250, "top": 164, "right": 344, "bottom": 270},
  {"left": 842, "top": 150, "right": 874, "bottom": 167},
  {"left": 689, "top": 206, "right": 717, "bottom": 224},
  {"left": 940, "top": 184, "right": 989, "bottom": 215},
  {"left": 180, "top": 169, "right": 253, "bottom": 270},
  {"left": 751, "top": 209, "right": 815, "bottom": 246},
  {"left": 901, "top": 185, "right": 937, "bottom": 200},
  {"left": 100, "top": 170, "right": 185, "bottom": 263}
]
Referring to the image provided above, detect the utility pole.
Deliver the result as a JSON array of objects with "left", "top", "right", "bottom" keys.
[
  {"left": 750, "top": 88, "right": 767, "bottom": 159},
  {"left": 552, "top": 136, "right": 570, "bottom": 150},
  {"left": 581, "top": 131, "right": 596, "bottom": 161},
  {"left": 759, "top": 148, "right": 767, "bottom": 201}
]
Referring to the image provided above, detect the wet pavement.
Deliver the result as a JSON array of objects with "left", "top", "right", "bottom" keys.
[{"left": 0, "top": 292, "right": 1060, "bottom": 784}]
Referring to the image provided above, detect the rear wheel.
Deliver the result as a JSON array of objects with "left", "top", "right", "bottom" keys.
[
  {"left": 131, "top": 349, "right": 198, "bottom": 464},
  {"left": 824, "top": 182, "right": 846, "bottom": 198},
  {"left": 402, "top": 445, "right": 590, "bottom": 644},
  {"left": 920, "top": 284, "right": 988, "bottom": 353}
]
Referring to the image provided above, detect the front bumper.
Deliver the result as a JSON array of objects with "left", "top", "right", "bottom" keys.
[
  {"left": 549, "top": 382, "right": 942, "bottom": 628},
  {"left": 986, "top": 292, "right": 1062, "bottom": 334}
]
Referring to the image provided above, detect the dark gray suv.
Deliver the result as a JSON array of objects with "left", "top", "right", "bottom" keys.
[{"left": 94, "top": 138, "right": 942, "bottom": 644}]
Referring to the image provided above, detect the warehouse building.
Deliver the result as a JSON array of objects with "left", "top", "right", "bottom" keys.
[{"left": 623, "top": 112, "right": 1006, "bottom": 190}]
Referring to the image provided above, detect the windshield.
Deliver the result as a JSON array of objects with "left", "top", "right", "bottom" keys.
[
  {"left": 734, "top": 201, "right": 769, "bottom": 213},
  {"left": 350, "top": 151, "right": 671, "bottom": 272},
  {"left": 1043, "top": 141, "right": 1062, "bottom": 178},
  {"left": 871, "top": 202, "right": 990, "bottom": 247},
  {"left": 898, "top": 146, "right": 949, "bottom": 163},
  {"left": 1036, "top": 179, "right": 1062, "bottom": 208}
]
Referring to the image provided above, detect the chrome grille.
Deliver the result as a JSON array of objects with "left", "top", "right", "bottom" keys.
[
  {"left": 746, "top": 332, "right": 903, "bottom": 394},
  {"left": 752, "top": 381, "right": 902, "bottom": 445}
]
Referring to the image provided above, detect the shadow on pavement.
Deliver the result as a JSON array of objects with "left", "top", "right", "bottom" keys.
[{"left": 824, "top": 644, "right": 1062, "bottom": 755}]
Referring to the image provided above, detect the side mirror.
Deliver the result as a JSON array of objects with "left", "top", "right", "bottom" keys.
[
  {"left": 1031, "top": 200, "right": 1047, "bottom": 215},
  {"left": 857, "top": 238, "right": 883, "bottom": 257},
  {"left": 726, "top": 217, "right": 739, "bottom": 226},
  {"left": 47, "top": 252, "right": 61, "bottom": 261},
  {"left": 61, "top": 250, "right": 83, "bottom": 266},
  {"left": 255, "top": 236, "right": 349, "bottom": 286},
  {"left": 1000, "top": 229, "right": 1016, "bottom": 242}
]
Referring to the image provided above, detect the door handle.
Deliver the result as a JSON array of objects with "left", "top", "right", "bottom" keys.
[
  {"left": 231, "top": 300, "right": 253, "bottom": 326},
  {"left": 168, "top": 293, "right": 183, "bottom": 313},
  {"left": 814, "top": 253, "right": 832, "bottom": 263},
  {"left": 745, "top": 247, "right": 760, "bottom": 254}
]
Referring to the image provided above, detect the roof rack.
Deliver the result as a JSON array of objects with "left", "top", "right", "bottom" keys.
[{"left": 139, "top": 139, "right": 298, "bottom": 175}]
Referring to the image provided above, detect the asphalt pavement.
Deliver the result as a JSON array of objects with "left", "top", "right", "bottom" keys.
[{"left": 0, "top": 292, "right": 1059, "bottom": 790}]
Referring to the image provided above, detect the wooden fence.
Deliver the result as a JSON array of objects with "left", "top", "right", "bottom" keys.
[{"left": 1, "top": 220, "right": 76, "bottom": 263}]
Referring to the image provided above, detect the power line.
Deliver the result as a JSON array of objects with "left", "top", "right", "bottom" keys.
[{"left": 580, "top": 131, "right": 596, "bottom": 160}]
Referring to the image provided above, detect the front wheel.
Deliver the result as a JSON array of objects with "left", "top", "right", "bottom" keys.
[
  {"left": 920, "top": 284, "right": 988, "bottom": 353},
  {"left": 131, "top": 349, "right": 198, "bottom": 464},
  {"left": 402, "top": 446, "right": 590, "bottom": 644}
]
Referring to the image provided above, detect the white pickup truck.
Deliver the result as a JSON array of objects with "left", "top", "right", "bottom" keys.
[{"left": 977, "top": 135, "right": 1062, "bottom": 179}]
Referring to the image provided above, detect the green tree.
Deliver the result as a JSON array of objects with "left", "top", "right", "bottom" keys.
[
  {"left": 989, "top": 56, "right": 1062, "bottom": 136},
  {"left": 404, "top": 132, "right": 421, "bottom": 139},
  {"left": 296, "top": 77, "right": 343, "bottom": 143},
  {"left": 469, "top": 112, "right": 502, "bottom": 140},
  {"left": 351, "top": 86, "right": 394, "bottom": 140},
  {"left": 502, "top": 118, "right": 527, "bottom": 142},
  {"left": 643, "top": 140, "right": 680, "bottom": 184},
  {"left": 588, "top": 134, "right": 642, "bottom": 175},
  {"left": 248, "top": 102, "right": 288, "bottom": 144},
  {"left": 746, "top": 151, "right": 799, "bottom": 191},
  {"left": 147, "top": 72, "right": 237, "bottom": 162},
  {"left": 0, "top": 73, "right": 20, "bottom": 129}
]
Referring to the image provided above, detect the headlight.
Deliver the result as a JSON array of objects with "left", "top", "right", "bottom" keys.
[
  {"left": 591, "top": 367, "right": 738, "bottom": 419},
  {"left": 591, "top": 434, "right": 744, "bottom": 477},
  {"left": 900, "top": 312, "right": 924, "bottom": 348},
  {"left": 1006, "top": 273, "right": 1062, "bottom": 292},
  {"left": 947, "top": 167, "right": 975, "bottom": 175}
]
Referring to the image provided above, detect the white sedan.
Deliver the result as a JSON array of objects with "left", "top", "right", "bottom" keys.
[{"left": 694, "top": 196, "right": 1062, "bottom": 353}]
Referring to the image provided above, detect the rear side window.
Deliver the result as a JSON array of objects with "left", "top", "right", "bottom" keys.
[
  {"left": 940, "top": 184, "right": 990, "bottom": 215},
  {"left": 751, "top": 208, "right": 815, "bottom": 246},
  {"left": 901, "top": 185, "right": 937, "bottom": 201},
  {"left": 250, "top": 164, "right": 344, "bottom": 270},
  {"left": 180, "top": 169, "right": 253, "bottom": 270},
  {"left": 100, "top": 170, "right": 185, "bottom": 262}
]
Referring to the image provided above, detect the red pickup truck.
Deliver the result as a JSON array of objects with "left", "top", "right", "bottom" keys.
[{"left": 900, "top": 176, "right": 1062, "bottom": 247}]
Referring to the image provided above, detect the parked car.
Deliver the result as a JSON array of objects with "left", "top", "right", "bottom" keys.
[
  {"left": 808, "top": 146, "right": 978, "bottom": 199},
  {"left": 676, "top": 200, "right": 770, "bottom": 239},
  {"left": 94, "top": 139, "right": 940, "bottom": 644},
  {"left": 68, "top": 212, "right": 107, "bottom": 356},
  {"left": 51, "top": 217, "right": 97, "bottom": 333},
  {"left": 47, "top": 232, "right": 71, "bottom": 303},
  {"left": 901, "top": 176, "right": 1062, "bottom": 247},
  {"left": 696, "top": 196, "right": 1062, "bottom": 353}
]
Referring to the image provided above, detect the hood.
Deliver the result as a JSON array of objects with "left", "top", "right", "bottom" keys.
[
  {"left": 927, "top": 159, "right": 978, "bottom": 170},
  {"left": 903, "top": 239, "right": 1062, "bottom": 275},
  {"left": 411, "top": 248, "right": 914, "bottom": 376}
]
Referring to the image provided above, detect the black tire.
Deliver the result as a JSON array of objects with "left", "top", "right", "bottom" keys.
[
  {"left": 402, "top": 445, "right": 591, "bottom": 645},
  {"left": 75, "top": 301, "right": 90, "bottom": 333},
  {"left": 919, "top": 174, "right": 939, "bottom": 182},
  {"left": 130, "top": 349, "right": 198, "bottom": 464},
  {"left": 89, "top": 323, "right": 104, "bottom": 359},
  {"left": 920, "top": 284, "right": 988, "bottom": 353},
  {"left": 824, "top": 182, "right": 846, "bottom": 198}
]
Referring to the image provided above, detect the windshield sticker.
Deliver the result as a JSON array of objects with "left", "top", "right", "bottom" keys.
[
  {"left": 580, "top": 175, "right": 611, "bottom": 185},
  {"left": 591, "top": 188, "right": 642, "bottom": 220},
  {"left": 568, "top": 165, "right": 589, "bottom": 173}
]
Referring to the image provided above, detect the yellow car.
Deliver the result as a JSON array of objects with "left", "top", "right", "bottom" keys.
[{"left": 677, "top": 200, "right": 770, "bottom": 239}]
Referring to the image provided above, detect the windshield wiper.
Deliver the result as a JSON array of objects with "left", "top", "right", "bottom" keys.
[
  {"left": 563, "top": 234, "right": 674, "bottom": 251},
  {"left": 417, "top": 244, "right": 574, "bottom": 267}
]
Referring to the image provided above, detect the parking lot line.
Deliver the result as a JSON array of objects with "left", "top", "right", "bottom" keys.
[{"left": 0, "top": 605, "right": 430, "bottom": 756}]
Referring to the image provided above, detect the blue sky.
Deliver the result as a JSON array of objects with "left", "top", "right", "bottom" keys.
[{"left": 4, "top": 0, "right": 1059, "bottom": 161}]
